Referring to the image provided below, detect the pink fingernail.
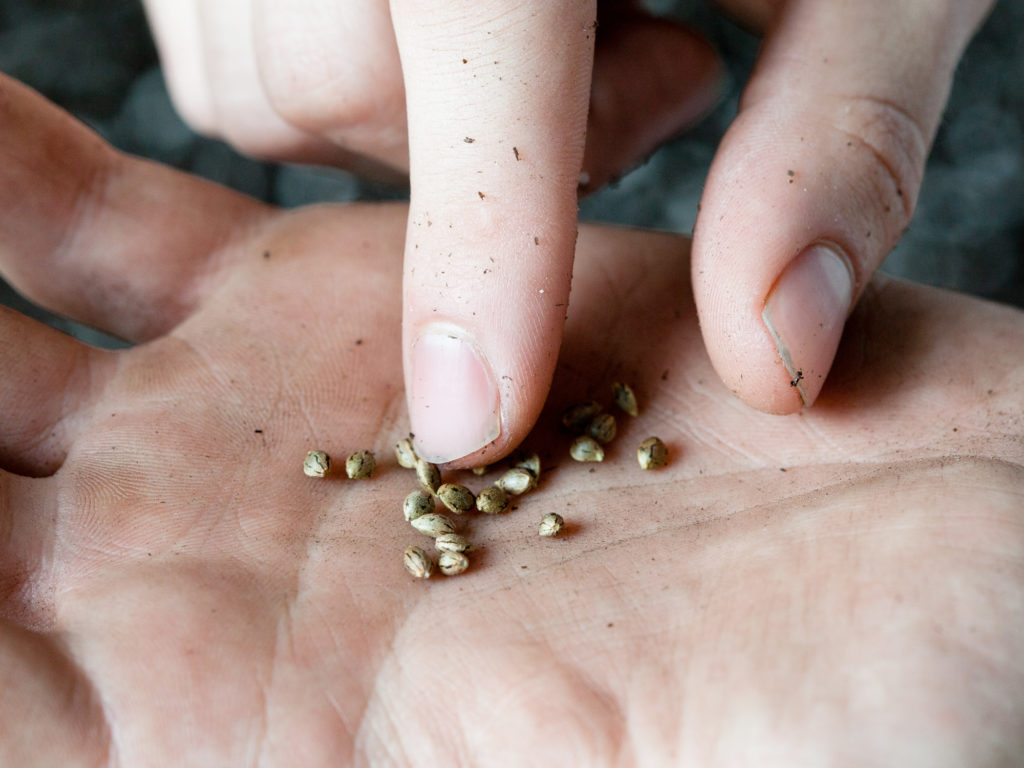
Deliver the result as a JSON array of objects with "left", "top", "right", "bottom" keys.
[
  {"left": 762, "top": 243, "right": 854, "bottom": 407},
  {"left": 410, "top": 327, "right": 501, "bottom": 463}
]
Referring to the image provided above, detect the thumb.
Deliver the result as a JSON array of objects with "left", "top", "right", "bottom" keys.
[
  {"left": 692, "top": 0, "right": 994, "bottom": 413},
  {"left": 390, "top": 0, "right": 595, "bottom": 465}
]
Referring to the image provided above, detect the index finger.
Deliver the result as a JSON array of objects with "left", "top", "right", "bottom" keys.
[{"left": 390, "top": 0, "right": 596, "bottom": 465}]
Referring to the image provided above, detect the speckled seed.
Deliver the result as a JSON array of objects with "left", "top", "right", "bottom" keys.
[
  {"left": 435, "top": 533, "right": 470, "bottom": 553},
  {"left": 403, "top": 489, "right": 435, "bottom": 522},
  {"left": 612, "top": 382, "right": 639, "bottom": 417},
  {"left": 438, "top": 550, "right": 469, "bottom": 576},
  {"left": 496, "top": 467, "right": 537, "bottom": 495},
  {"left": 410, "top": 513, "right": 457, "bottom": 538},
  {"left": 437, "top": 483, "right": 475, "bottom": 514},
  {"left": 303, "top": 450, "right": 330, "bottom": 478},
  {"left": 637, "top": 436, "right": 669, "bottom": 470},
  {"left": 513, "top": 451, "right": 541, "bottom": 478},
  {"left": 538, "top": 513, "right": 564, "bottom": 537},
  {"left": 561, "top": 401, "right": 603, "bottom": 433},
  {"left": 586, "top": 413, "right": 617, "bottom": 444},
  {"left": 471, "top": 465, "right": 488, "bottom": 476},
  {"left": 395, "top": 438, "right": 418, "bottom": 469},
  {"left": 415, "top": 457, "right": 442, "bottom": 493},
  {"left": 475, "top": 485, "right": 510, "bottom": 514},
  {"left": 403, "top": 546, "right": 433, "bottom": 579},
  {"left": 569, "top": 435, "right": 604, "bottom": 462},
  {"left": 346, "top": 450, "right": 376, "bottom": 479}
]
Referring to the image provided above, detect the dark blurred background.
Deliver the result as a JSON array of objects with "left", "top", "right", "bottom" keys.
[{"left": 2, "top": 0, "right": 1023, "bottom": 347}]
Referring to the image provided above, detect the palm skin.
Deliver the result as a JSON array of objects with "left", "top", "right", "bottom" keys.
[{"left": 1, "top": 77, "right": 1023, "bottom": 766}]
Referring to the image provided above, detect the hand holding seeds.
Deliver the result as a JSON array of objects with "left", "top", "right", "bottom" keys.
[{"left": 3, "top": 95, "right": 1019, "bottom": 763}]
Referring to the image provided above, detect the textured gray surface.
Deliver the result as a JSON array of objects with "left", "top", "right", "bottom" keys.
[{"left": 1, "top": 0, "right": 1022, "bottom": 347}]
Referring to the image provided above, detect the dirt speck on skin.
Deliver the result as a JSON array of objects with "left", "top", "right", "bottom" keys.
[{"left": 464, "top": 137, "right": 475, "bottom": 144}]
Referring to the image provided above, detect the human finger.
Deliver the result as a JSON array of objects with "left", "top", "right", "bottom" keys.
[
  {"left": 391, "top": 0, "right": 596, "bottom": 466},
  {"left": 0, "top": 74, "right": 270, "bottom": 343},
  {"left": 691, "top": 0, "right": 994, "bottom": 412},
  {"left": 0, "top": 306, "right": 113, "bottom": 477},
  {"left": 253, "top": 0, "right": 411, "bottom": 178},
  {"left": 142, "top": 0, "right": 340, "bottom": 164},
  {"left": 580, "top": 8, "right": 723, "bottom": 193}
]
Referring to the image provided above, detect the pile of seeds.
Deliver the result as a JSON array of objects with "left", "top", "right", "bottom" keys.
[
  {"left": 302, "top": 381, "right": 670, "bottom": 581},
  {"left": 561, "top": 382, "right": 668, "bottom": 470},
  {"left": 394, "top": 439, "right": 549, "bottom": 579}
]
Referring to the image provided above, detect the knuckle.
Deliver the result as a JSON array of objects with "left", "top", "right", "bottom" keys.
[
  {"left": 832, "top": 94, "right": 929, "bottom": 225},
  {"left": 160, "top": 71, "right": 219, "bottom": 140},
  {"left": 261, "top": 59, "right": 405, "bottom": 139}
]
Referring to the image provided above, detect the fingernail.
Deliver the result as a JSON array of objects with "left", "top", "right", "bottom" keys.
[
  {"left": 762, "top": 243, "right": 854, "bottom": 407},
  {"left": 410, "top": 326, "right": 501, "bottom": 463}
]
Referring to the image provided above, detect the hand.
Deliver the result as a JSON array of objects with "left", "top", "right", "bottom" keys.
[
  {"left": 2, "top": 75, "right": 1022, "bottom": 765},
  {"left": 141, "top": 0, "right": 723, "bottom": 465},
  {"left": 142, "top": 1, "right": 1002, "bottom": 466}
]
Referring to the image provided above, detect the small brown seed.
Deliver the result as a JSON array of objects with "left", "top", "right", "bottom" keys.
[
  {"left": 470, "top": 465, "right": 488, "bottom": 476},
  {"left": 538, "top": 513, "right": 564, "bottom": 537},
  {"left": 561, "top": 401, "right": 603, "bottom": 433},
  {"left": 637, "top": 436, "right": 669, "bottom": 469},
  {"left": 403, "top": 489, "right": 435, "bottom": 522},
  {"left": 496, "top": 467, "right": 537, "bottom": 495},
  {"left": 476, "top": 485, "right": 510, "bottom": 514},
  {"left": 569, "top": 435, "right": 604, "bottom": 462},
  {"left": 346, "top": 450, "right": 376, "bottom": 479},
  {"left": 438, "top": 550, "right": 469, "bottom": 576},
  {"left": 586, "top": 412, "right": 617, "bottom": 444},
  {"left": 303, "top": 450, "right": 330, "bottom": 478},
  {"left": 435, "top": 533, "right": 470, "bottom": 553},
  {"left": 437, "top": 483, "right": 476, "bottom": 514},
  {"left": 395, "top": 438, "right": 418, "bottom": 469},
  {"left": 612, "top": 382, "right": 639, "bottom": 417},
  {"left": 410, "top": 513, "right": 456, "bottom": 538},
  {"left": 415, "top": 457, "right": 442, "bottom": 493},
  {"left": 513, "top": 451, "right": 541, "bottom": 478},
  {"left": 403, "top": 546, "right": 433, "bottom": 579}
]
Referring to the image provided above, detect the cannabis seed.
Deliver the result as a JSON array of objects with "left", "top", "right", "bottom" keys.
[
  {"left": 346, "top": 450, "right": 376, "bottom": 479},
  {"left": 496, "top": 467, "right": 537, "bottom": 495},
  {"left": 435, "top": 533, "right": 470, "bottom": 553},
  {"left": 538, "top": 513, "right": 564, "bottom": 537},
  {"left": 513, "top": 451, "right": 541, "bottom": 478},
  {"left": 415, "top": 457, "right": 442, "bottom": 493},
  {"left": 403, "top": 489, "right": 435, "bottom": 522},
  {"left": 404, "top": 546, "right": 433, "bottom": 579},
  {"left": 561, "top": 401, "right": 603, "bottom": 433},
  {"left": 303, "top": 450, "right": 330, "bottom": 478},
  {"left": 437, "top": 483, "right": 476, "bottom": 514},
  {"left": 637, "top": 436, "right": 669, "bottom": 469},
  {"left": 475, "top": 485, "right": 510, "bottom": 514},
  {"left": 438, "top": 550, "right": 469, "bottom": 576},
  {"left": 569, "top": 435, "right": 604, "bottom": 462},
  {"left": 395, "top": 438, "right": 418, "bottom": 469},
  {"left": 612, "top": 382, "right": 639, "bottom": 417},
  {"left": 411, "top": 513, "right": 457, "bottom": 538},
  {"left": 586, "top": 413, "right": 617, "bottom": 444}
]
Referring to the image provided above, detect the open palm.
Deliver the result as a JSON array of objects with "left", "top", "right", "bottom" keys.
[{"left": 1, "top": 75, "right": 1022, "bottom": 766}]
